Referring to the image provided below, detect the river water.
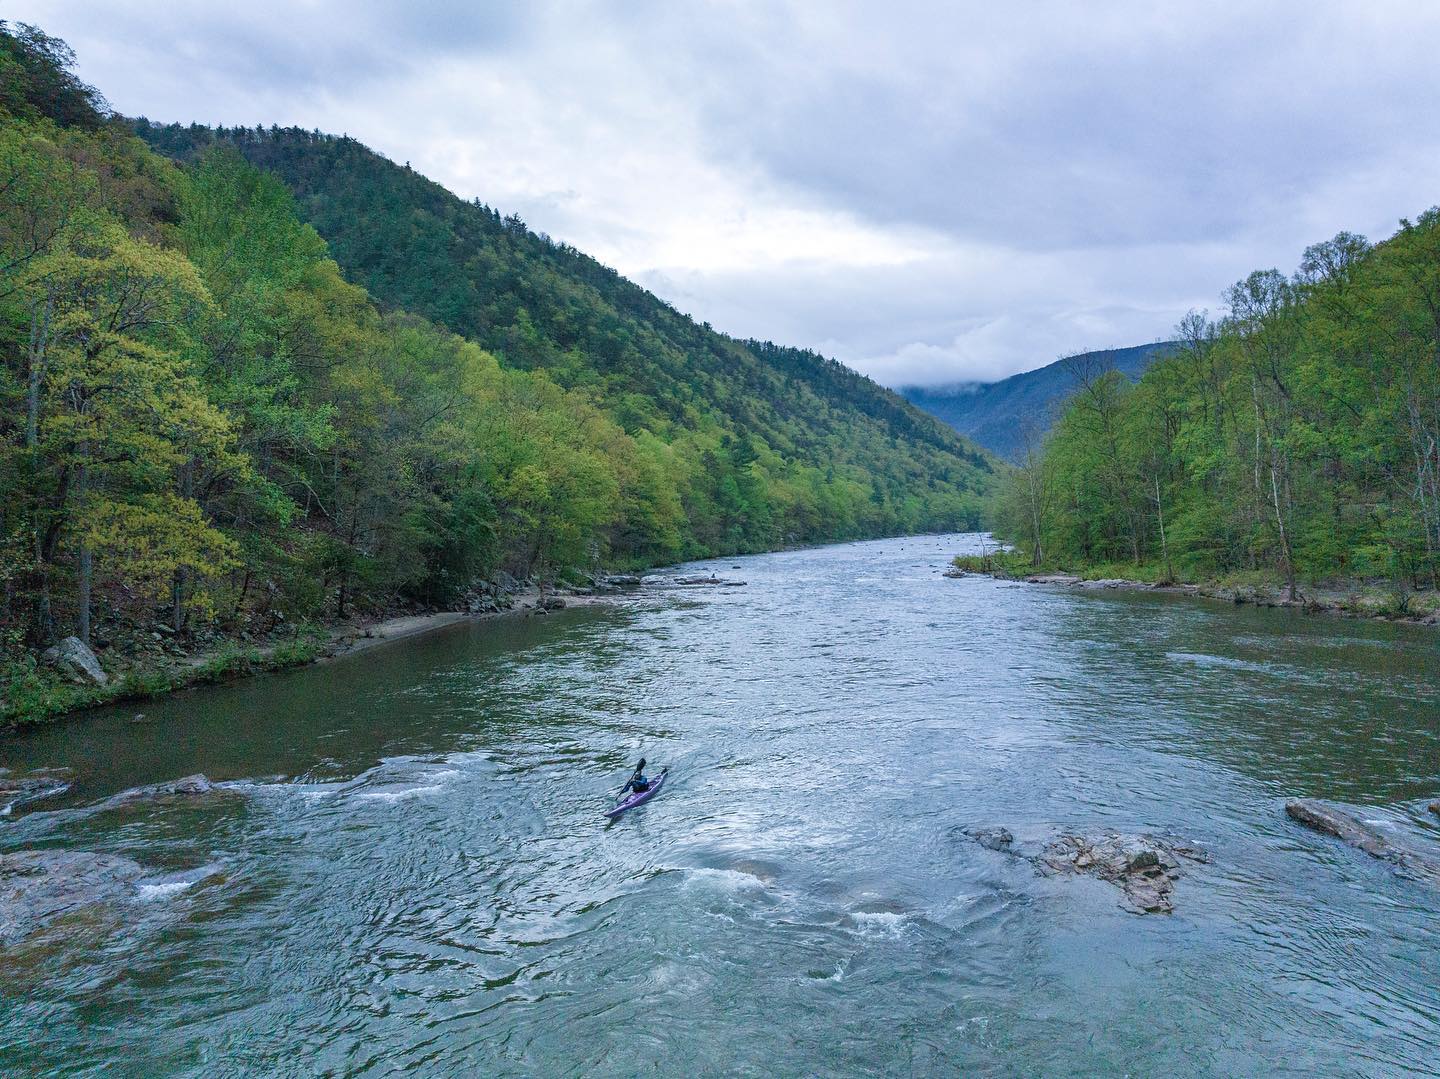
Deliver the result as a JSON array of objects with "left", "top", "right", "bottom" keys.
[{"left": 2, "top": 534, "right": 1438, "bottom": 1076}]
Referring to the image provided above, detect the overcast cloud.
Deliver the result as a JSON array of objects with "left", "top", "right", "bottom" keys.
[{"left": 18, "top": 1, "right": 1440, "bottom": 384}]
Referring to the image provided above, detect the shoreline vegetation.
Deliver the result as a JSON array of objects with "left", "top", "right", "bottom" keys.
[
  {"left": 1, "top": 574, "right": 628, "bottom": 732},
  {"left": 984, "top": 211, "right": 1440, "bottom": 612},
  {"left": 949, "top": 550, "right": 1440, "bottom": 628}
]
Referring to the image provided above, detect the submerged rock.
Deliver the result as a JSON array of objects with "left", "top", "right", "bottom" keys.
[
  {"left": 97, "top": 774, "right": 226, "bottom": 811},
  {"left": 1286, "top": 798, "right": 1440, "bottom": 885},
  {"left": 0, "top": 768, "right": 75, "bottom": 817},
  {"left": 0, "top": 850, "right": 224, "bottom": 945},
  {"left": 964, "top": 825, "right": 1014, "bottom": 852},
  {"left": 0, "top": 849, "right": 147, "bottom": 945},
  {"left": 40, "top": 636, "right": 108, "bottom": 685}
]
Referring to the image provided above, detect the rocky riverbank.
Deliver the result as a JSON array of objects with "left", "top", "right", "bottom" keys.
[
  {"left": 3, "top": 572, "right": 644, "bottom": 731},
  {"left": 945, "top": 559, "right": 1440, "bottom": 629}
]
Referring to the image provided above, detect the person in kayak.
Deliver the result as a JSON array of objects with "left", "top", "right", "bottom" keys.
[{"left": 623, "top": 759, "right": 652, "bottom": 794}]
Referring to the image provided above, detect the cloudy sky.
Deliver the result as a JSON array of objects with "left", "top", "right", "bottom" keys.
[{"left": 19, "top": 1, "right": 1440, "bottom": 385}]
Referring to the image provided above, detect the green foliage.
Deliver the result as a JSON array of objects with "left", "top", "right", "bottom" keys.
[
  {"left": 993, "top": 219, "right": 1440, "bottom": 595},
  {"left": 0, "top": 21, "right": 107, "bottom": 129},
  {"left": 951, "top": 550, "right": 1030, "bottom": 577}
]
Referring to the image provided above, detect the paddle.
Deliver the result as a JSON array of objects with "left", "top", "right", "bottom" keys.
[
  {"left": 614, "top": 762, "right": 666, "bottom": 801},
  {"left": 615, "top": 760, "right": 646, "bottom": 798}
]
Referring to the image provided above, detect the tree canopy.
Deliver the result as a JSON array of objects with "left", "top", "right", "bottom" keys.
[{"left": 992, "top": 221, "right": 1440, "bottom": 604}]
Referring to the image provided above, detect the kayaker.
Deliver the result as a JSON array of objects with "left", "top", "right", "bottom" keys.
[{"left": 624, "top": 758, "right": 652, "bottom": 794}]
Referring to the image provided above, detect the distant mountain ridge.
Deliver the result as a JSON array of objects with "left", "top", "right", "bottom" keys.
[{"left": 900, "top": 342, "right": 1176, "bottom": 460}]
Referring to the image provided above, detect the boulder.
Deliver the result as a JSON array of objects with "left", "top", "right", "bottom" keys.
[
  {"left": 539, "top": 596, "right": 567, "bottom": 611},
  {"left": 40, "top": 636, "right": 108, "bottom": 686},
  {"left": 942, "top": 568, "right": 967, "bottom": 579},
  {"left": 0, "top": 767, "right": 74, "bottom": 817},
  {"left": 1025, "top": 574, "right": 1081, "bottom": 585}
]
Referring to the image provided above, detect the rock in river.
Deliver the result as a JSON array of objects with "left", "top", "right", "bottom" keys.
[
  {"left": 1285, "top": 798, "right": 1440, "bottom": 886},
  {"left": 961, "top": 825, "right": 1208, "bottom": 914},
  {"left": 0, "top": 768, "right": 74, "bottom": 817},
  {"left": 0, "top": 850, "right": 224, "bottom": 945},
  {"left": 964, "top": 825, "right": 1014, "bottom": 852},
  {"left": 96, "top": 774, "right": 227, "bottom": 812},
  {"left": 1037, "top": 833, "right": 1208, "bottom": 914},
  {"left": 0, "top": 849, "right": 148, "bottom": 945}
]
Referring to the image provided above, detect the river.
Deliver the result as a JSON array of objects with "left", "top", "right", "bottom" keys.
[{"left": 2, "top": 534, "right": 1438, "bottom": 1076}]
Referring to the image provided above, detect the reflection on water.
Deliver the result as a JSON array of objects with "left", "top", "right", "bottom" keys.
[{"left": 2, "top": 535, "right": 1438, "bottom": 1076}]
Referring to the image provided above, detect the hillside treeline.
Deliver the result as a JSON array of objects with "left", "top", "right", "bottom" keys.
[
  {"left": 1, "top": 23, "right": 994, "bottom": 667},
  {"left": 134, "top": 121, "right": 994, "bottom": 546},
  {"left": 994, "top": 217, "right": 1440, "bottom": 600}
]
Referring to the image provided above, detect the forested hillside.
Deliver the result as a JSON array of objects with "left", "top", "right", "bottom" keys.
[
  {"left": 0, "top": 22, "right": 994, "bottom": 711},
  {"left": 134, "top": 121, "right": 994, "bottom": 540},
  {"left": 901, "top": 342, "right": 1172, "bottom": 461},
  {"left": 992, "top": 221, "right": 1440, "bottom": 602}
]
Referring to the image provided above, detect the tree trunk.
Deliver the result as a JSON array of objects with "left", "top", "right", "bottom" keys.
[
  {"left": 32, "top": 530, "right": 53, "bottom": 644},
  {"left": 75, "top": 446, "right": 93, "bottom": 646},
  {"left": 171, "top": 462, "right": 194, "bottom": 632},
  {"left": 233, "top": 568, "right": 252, "bottom": 621},
  {"left": 1269, "top": 464, "right": 1298, "bottom": 601},
  {"left": 78, "top": 543, "right": 92, "bottom": 646},
  {"left": 1154, "top": 474, "right": 1173, "bottom": 582},
  {"left": 25, "top": 290, "right": 53, "bottom": 450}
]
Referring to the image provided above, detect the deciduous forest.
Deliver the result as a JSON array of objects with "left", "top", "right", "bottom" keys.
[{"left": 992, "top": 222, "right": 1440, "bottom": 605}]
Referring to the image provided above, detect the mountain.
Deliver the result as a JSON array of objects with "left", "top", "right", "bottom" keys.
[
  {"left": 901, "top": 342, "right": 1175, "bottom": 461},
  {"left": 135, "top": 122, "right": 996, "bottom": 545}
]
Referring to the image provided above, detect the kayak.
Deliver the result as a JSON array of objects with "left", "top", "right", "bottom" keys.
[{"left": 605, "top": 768, "right": 668, "bottom": 819}]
